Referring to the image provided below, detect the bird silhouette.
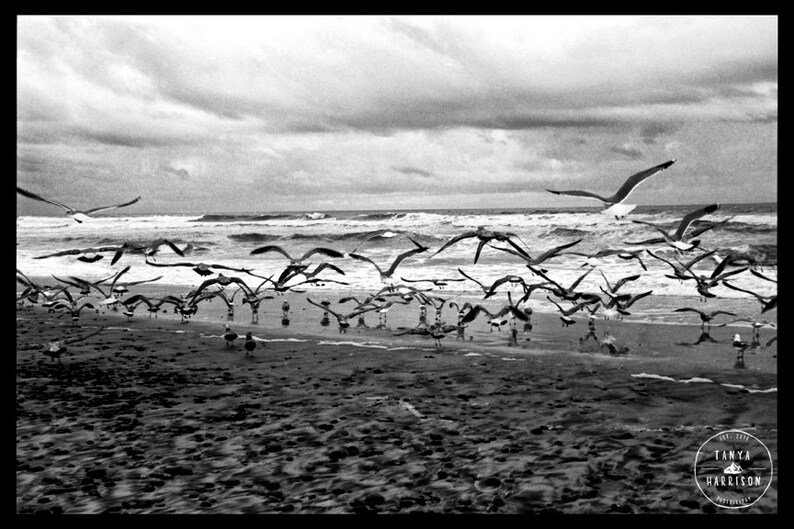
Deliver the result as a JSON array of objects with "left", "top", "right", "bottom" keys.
[
  {"left": 432, "top": 226, "right": 530, "bottom": 264},
  {"left": 17, "top": 186, "right": 141, "bottom": 223},
  {"left": 546, "top": 159, "right": 676, "bottom": 219},
  {"left": 349, "top": 237, "right": 429, "bottom": 286},
  {"left": 630, "top": 204, "right": 720, "bottom": 252},
  {"left": 722, "top": 282, "right": 777, "bottom": 314}
]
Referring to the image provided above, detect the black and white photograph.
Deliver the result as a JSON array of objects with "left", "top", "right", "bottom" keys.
[{"left": 16, "top": 15, "right": 777, "bottom": 515}]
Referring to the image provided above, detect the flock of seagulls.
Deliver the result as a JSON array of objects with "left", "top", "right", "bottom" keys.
[{"left": 17, "top": 162, "right": 776, "bottom": 360}]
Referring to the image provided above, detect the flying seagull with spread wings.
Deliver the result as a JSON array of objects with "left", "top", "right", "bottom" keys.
[
  {"left": 630, "top": 204, "right": 721, "bottom": 252},
  {"left": 17, "top": 186, "right": 141, "bottom": 223},
  {"left": 546, "top": 159, "right": 676, "bottom": 219}
]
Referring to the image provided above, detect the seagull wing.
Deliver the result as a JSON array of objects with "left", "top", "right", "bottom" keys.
[
  {"left": 750, "top": 269, "right": 777, "bottom": 283},
  {"left": 301, "top": 247, "right": 346, "bottom": 261},
  {"left": 488, "top": 244, "right": 530, "bottom": 262},
  {"left": 34, "top": 249, "right": 85, "bottom": 259},
  {"left": 306, "top": 297, "right": 344, "bottom": 320},
  {"left": 64, "top": 326, "right": 105, "bottom": 345},
  {"left": 605, "top": 159, "right": 677, "bottom": 204},
  {"left": 432, "top": 231, "right": 476, "bottom": 256},
  {"left": 674, "top": 204, "right": 720, "bottom": 240},
  {"left": 250, "top": 245, "right": 293, "bottom": 259},
  {"left": 121, "top": 275, "right": 163, "bottom": 287},
  {"left": 545, "top": 188, "right": 610, "bottom": 204},
  {"left": 148, "top": 239, "right": 185, "bottom": 257},
  {"left": 568, "top": 267, "right": 595, "bottom": 291},
  {"left": 623, "top": 290, "right": 654, "bottom": 308},
  {"left": 121, "top": 294, "right": 155, "bottom": 308},
  {"left": 711, "top": 266, "right": 749, "bottom": 283},
  {"left": 17, "top": 186, "right": 73, "bottom": 212},
  {"left": 612, "top": 274, "right": 641, "bottom": 292},
  {"left": 673, "top": 307, "right": 706, "bottom": 317},
  {"left": 546, "top": 295, "right": 566, "bottom": 312},
  {"left": 473, "top": 239, "right": 489, "bottom": 264},
  {"left": 83, "top": 195, "right": 142, "bottom": 215},
  {"left": 525, "top": 264, "right": 564, "bottom": 291},
  {"left": 109, "top": 266, "right": 132, "bottom": 291},
  {"left": 349, "top": 253, "right": 384, "bottom": 276},
  {"left": 457, "top": 268, "right": 487, "bottom": 291},
  {"left": 309, "top": 262, "right": 346, "bottom": 277},
  {"left": 483, "top": 276, "right": 515, "bottom": 299},
  {"left": 460, "top": 305, "right": 496, "bottom": 325},
  {"left": 761, "top": 297, "right": 777, "bottom": 313},
  {"left": 144, "top": 259, "right": 195, "bottom": 268},
  {"left": 532, "top": 238, "right": 584, "bottom": 264},
  {"left": 631, "top": 219, "right": 672, "bottom": 237},
  {"left": 384, "top": 246, "right": 427, "bottom": 277},
  {"left": 623, "top": 236, "right": 666, "bottom": 246},
  {"left": 721, "top": 281, "right": 762, "bottom": 298},
  {"left": 689, "top": 218, "right": 730, "bottom": 238},
  {"left": 682, "top": 249, "right": 718, "bottom": 270}
]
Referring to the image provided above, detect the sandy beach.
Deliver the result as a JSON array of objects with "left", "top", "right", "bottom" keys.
[{"left": 16, "top": 285, "right": 777, "bottom": 515}]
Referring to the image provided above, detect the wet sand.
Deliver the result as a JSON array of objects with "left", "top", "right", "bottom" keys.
[{"left": 16, "top": 288, "right": 777, "bottom": 514}]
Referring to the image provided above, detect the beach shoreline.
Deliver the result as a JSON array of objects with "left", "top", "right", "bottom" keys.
[{"left": 17, "top": 298, "right": 778, "bottom": 514}]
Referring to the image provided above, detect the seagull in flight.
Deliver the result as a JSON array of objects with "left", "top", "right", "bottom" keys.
[
  {"left": 488, "top": 238, "right": 583, "bottom": 272},
  {"left": 144, "top": 258, "right": 253, "bottom": 277},
  {"left": 645, "top": 249, "right": 717, "bottom": 281},
  {"left": 249, "top": 245, "right": 346, "bottom": 283},
  {"left": 545, "top": 159, "right": 677, "bottom": 219},
  {"left": 349, "top": 237, "right": 429, "bottom": 286},
  {"left": 17, "top": 186, "right": 141, "bottom": 223},
  {"left": 630, "top": 204, "right": 720, "bottom": 252},
  {"left": 673, "top": 307, "right": 737, "bottom": 329},
  {"left": 722, "top": 282, "right": 778, "bottom": 314},
  {"left": 432, "top": 226, "right": 530, "bottom": 264},
  {"left": 624, "top": 218, "right": 730, "bottom": 247},
  {"left": 249, "top": 245, "right": 345, "bottom": 265},
  {"left": 460, "top": 303, "right": 529, "bottom": 332}
]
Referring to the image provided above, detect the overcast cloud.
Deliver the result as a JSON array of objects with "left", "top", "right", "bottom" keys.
[{"left": 16, "top": 15, "right": 777, "bottom": 214}]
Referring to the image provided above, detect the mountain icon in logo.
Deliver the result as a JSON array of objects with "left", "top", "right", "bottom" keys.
[{"left": 723, "top": 462, "right": 744, "bottom": 475}]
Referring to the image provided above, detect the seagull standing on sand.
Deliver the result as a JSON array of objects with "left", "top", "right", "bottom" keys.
[
  {"left": 40, "top": 327, "right": 105, "bottom": 363},
  {"left": 223, "top": 325, "right": 239, "bottom": 348},
  {"left": 17, "top": 186, "right": 141, "bottom": 223},
  {"left": 732, "top": 333, "right": 751, "bottom": 361},
  {"left": 600, "top": 333, "right": 630, "bottom": 355},
  {"left": 244, "top": 332, "right": 257, "bottom": 358},
  {"left": 545, "top": 159, "right": 677, "bottom": 219}
]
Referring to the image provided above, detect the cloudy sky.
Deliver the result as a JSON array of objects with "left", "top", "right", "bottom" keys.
[{"left": 16, "top": 15, "right": 777, "bottom": 215}]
